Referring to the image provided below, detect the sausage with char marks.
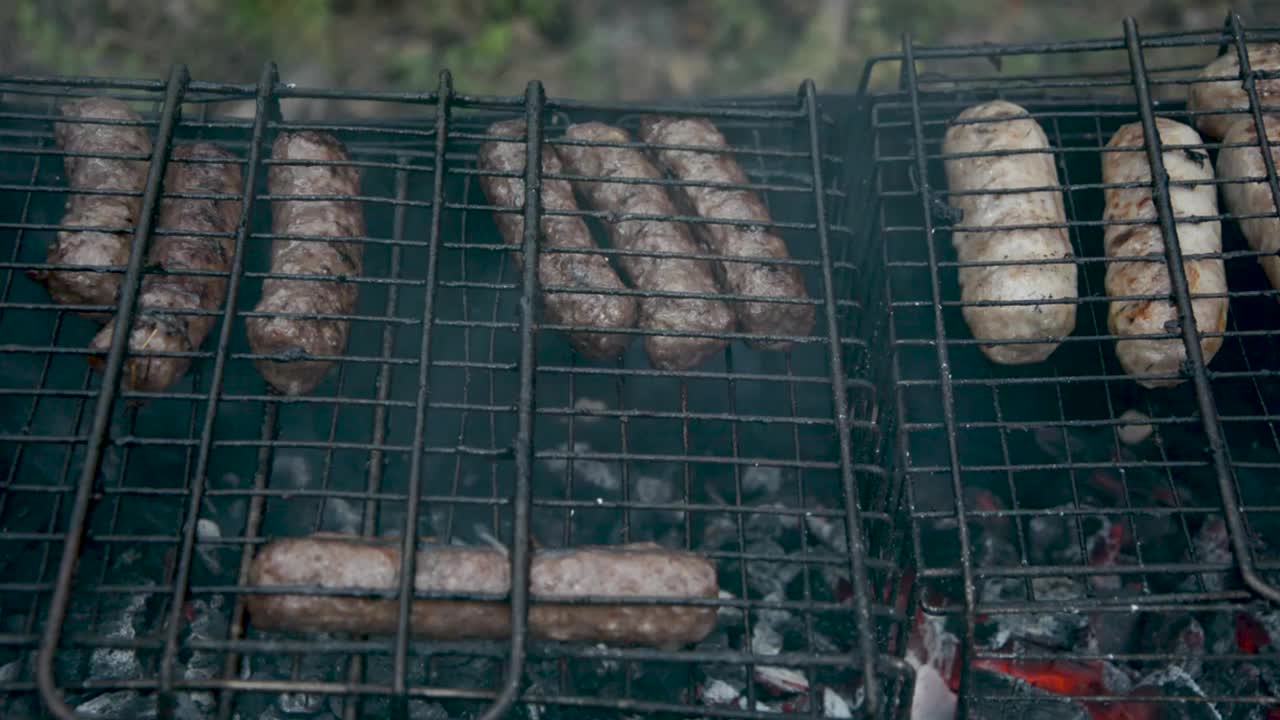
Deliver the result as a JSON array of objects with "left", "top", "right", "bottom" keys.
[
  {"left": 245, "top": 131, "right": 364, "bottom": 396},
  {"left": 1101, "top": 119, "right": 1227, "bottom": 388},
  {"left": 637, "top": 116, "right": 814, "bottom": 351},
  {"left": 478, "top": 119, "right": 637, "bottom": 360},
  {"left": 1217, "top": 115, "right": 1280, "bottom": 296},
  {"left": 1187, "top": 44, "right": 1280, "bottom": 140},
  {"left": 555, "top": 122, "right": 734, "bottom": 371},
  {"left": 89, "top": 143, "right": 242, "bottom": 392},
  {"left": 34, "top": 97, "right": 151, "bottom": 318}
]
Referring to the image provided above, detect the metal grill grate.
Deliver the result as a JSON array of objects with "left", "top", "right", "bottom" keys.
[
  {"left": 863, "top": 11, "right": 1280, "bottom": 719},
  {"left": 0, "top": 64, "right": 911, "bottom": 718}
]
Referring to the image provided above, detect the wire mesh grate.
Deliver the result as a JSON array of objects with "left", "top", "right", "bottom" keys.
[
  {"left": 0, "top": 64, "right": 909, "bottom": 719},
  {"left": 863, "top": 11, "right": 1280, "bottom": 719}
]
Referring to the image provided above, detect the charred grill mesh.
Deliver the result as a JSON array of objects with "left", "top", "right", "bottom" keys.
[
  {"left": 0, "top": 65, "right": 911, "bottom": 718},
  {"left": 866, "top": 12, "right": 1280, "bottom": 719}
]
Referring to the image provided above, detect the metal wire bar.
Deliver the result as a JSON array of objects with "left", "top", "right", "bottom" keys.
[
  {"left": 391, "top": 70, "right": 453, "bottom": 713},
  {"left": 1122, "top": 17, "right": 1278, "bottom": 603},
  {"left": 35, "top": 63, "right": 190, "bottom": 720},
  {"left": 897, "top": 32, "right": 981, "bottom": 716}
]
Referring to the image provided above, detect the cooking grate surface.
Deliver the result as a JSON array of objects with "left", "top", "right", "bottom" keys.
[
  {"left": 864, "top": 12, "right": 1280, "bottom": 719},
  {"left": 0, "top": 65, "right": 910, "bottom": 718}
]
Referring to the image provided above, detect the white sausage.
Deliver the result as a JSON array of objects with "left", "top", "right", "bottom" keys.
[
  {"left": 942, "top": 100, "right": 1077, "bottom": 364},
  {"left": 1187, "top": 44, "right": 1280, "bottom": 140},
  {"left": 1101, "top": 119, "right": 1227, "bottom": 388},
  {"left": 1218, "top": 115, "right": 1280, "bottom": 296}
]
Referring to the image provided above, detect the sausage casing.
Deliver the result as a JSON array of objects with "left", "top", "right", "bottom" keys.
[
  {"left": 477, "top": 119, "right": 637, "bottom": 360},
  {"left": 555, "top": 122, "right": 734, "bottom": 371},
  {"left": 89, "top": 144, "right": 242, "bottom": 392},
  {"left": 1218, "top": 115, "right": 1280, "bottom": 296},
  {"left": 1188, "top": 43, "right": 1280, "bottom": 140},
  {"left": 637, "top": 116, "right": 814, "bottom": 351},
  {"left": 1102, "top": 119, "right": 1227, "bottom": 388},
  {"left": 246, "top": 535, "right": 719, "bottom": 650},
  {"left": 941, "top": 101, "right": 1078, "bottom": 364},
  {"left": 36, "top": 97, "right": 151, "bottom": 317},
  {"left": 245, "top": 131, "right": 364, "bottom": 396}
]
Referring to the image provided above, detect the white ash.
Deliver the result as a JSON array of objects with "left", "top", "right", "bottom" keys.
[
  {"left": 182, "top": 595, "right": 228, "bottom": 714},
  {"left": 805, "top": 513, "right": 848, "bottom": 552},
  {"left": 1101, "top": 660, "right": 1134, "bottom": 695},
  {"left": 571, "top": 397, "right": 609, "bottom": 421},
  {"left": 751, "top": 617, "right": 784, "bottom": 657},
  {"left": 89, "top": 593, "right": 147, "bottom": 681},
  {"left": 279, "top": 691, "right": 327, "bottom": 715},
  {"left": 744, "top": 503, "right": 801, "bottom": 539},
  {"left": 74, "top": 690, "right": 157, "bottom": 720},
  {"left": 541, "top": 442, "right": 620, "bottom": 491},
  {"left": 195, "top": 517, "right": 224, "bottom": 574},
  {"left": 822, "top": 687, "right": 854, "bottom": 719},
  {"left": 272, "top": 453, "right": 314, "bottom": 489},
  {"left": 715, "top": 590, "right": 744, "bottom": 625},
  {"left": 321, "top": 497, "right": 362, "bottom": 535},
  {"left": 908, "top": 662, "right": 957, "bottom": 720},
  {"left": 745, "top": 539, "right": 802, "bottom": 597},
  {"left": 742, "top": 465, "right": 784, "bottom": 495},
  {"left": 754, "top": 665, "right": 809, "bottom": 694},
  {"left": 701, "top": 678, "right": 744, "bottom": 705}
]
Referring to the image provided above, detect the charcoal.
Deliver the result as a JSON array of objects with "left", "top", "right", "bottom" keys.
[
  {"left": 744, "top": 539, "right": 802, "bottom": 597},
  {"left": 966, "top": 668, "right": 1091, "bottom": 720},
  {"left": 73, "top": 690, "right": 157, "bottom": 720},
  {"left": 1130, "top": 666, "right": 1222, "bottom": 720}
]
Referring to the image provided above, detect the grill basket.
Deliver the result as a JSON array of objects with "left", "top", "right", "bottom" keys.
[
  {"left": 865, "top": 11, "right": 1280, "bottom": 720},
  {"left": 0, "top": 66, "right": 910, "bottom": 718}
]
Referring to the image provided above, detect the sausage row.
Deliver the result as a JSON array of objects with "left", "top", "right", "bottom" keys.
[
  {"left": 36, "top": 100, "right": 366, "bottom": 396},
  {"left": 477, "top": 116, "right": 815, "bottom": 371},
  {"left": 246, "top": 534, "right": 719, "bottom": 649},
  {"left": 943, "top": 43, "right": 1280, "bottom": 387}
]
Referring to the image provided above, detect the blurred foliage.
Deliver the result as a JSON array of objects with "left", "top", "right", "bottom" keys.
[{"left": 1, "top": 0, "right": 1279, "bottom": 101}]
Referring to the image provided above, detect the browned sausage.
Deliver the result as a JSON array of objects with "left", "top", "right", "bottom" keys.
[
  {"left": 33, "top": 97, "right": 151, "bottom": 318},
  {"left": 88, "top": 144, "right": 242, "bottom": 392},
  {"left": 555, "top": 122, "right": 734, "bottom": 371},
  {"left": 246, "top": 535, "right": 719, "bottom": 650},
  {"left": 245, "top": 131, "right": 364, "bottom": 396},
  {"left": 638, "top": 116, "right": 814, "bottom": 350},
  {"left": 477, "top": 120, "right": 637, "bottom": 360},
  {"left": 1102, "top": 120, "right": 1227, "bottom": 388}
]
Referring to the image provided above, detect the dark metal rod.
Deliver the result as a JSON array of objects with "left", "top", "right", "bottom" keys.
[
  {"left": 1206, "top": 15, "right": 1280, "bottom": 603},
  {"left": 899, "top": 33, "right": 980, "bottom": 718},
  {"left": 1122, "top": 18, "right": 1279, "bottom": 604},
  {"left": 158, "top": 61, "right": 281, "bottom": 714},
  {"left": 391, "top": 69, "right": 452, "bottom": 705},
  {"left": 801, "top": 78, "right": 884, "bottom": 716},
  {"left": 35, "top": 62, "right": 189, "bottom": 720},
  {"left": 476, "top": 77, "right": 543, "bottom": 720},
  {"left": 341, "top": 158, "right": 411, "bottom": 720},
  {"left": 214, "top": 401, "right": 279, "bottom": 720}
]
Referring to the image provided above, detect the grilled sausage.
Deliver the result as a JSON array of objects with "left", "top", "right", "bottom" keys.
[
  {"left": 1188, "top": 44, "right": 1280, "bottom": 140},
  {"left": 1218, "top": 116, "right": 1280, "bottom": 296},
  {"left": 245, "top": 131, "right": 364, "bottom": 396},
  {"left": 33, "top": 97, "right": 151, "bottom": 317},
  {"left": 941, "top": 101, "right": 1078, "bottom": 365},
  {"left": 88, "top": 144, "right": 242, "bottom": 392},
  {"left": 637, "top": 117, "right": 814, "bottom": 351},
  {"left": 246, "top": 535, "right": 719, "bottom": 650},
  {"left": 477, "top": 120, "right": 637, "bottom": 360},
  {"left": 555, "top": 122, "right": 734, "bottom": 371},
  {"left": 1102, "top": 119, "right": 1227, "bottom": 388}
]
